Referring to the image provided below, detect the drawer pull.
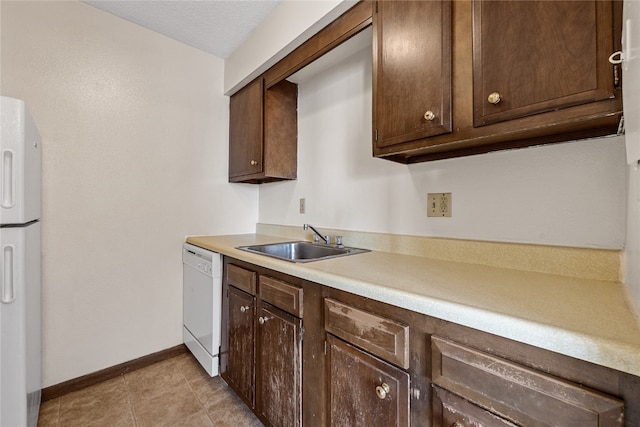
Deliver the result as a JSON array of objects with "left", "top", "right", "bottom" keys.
[
  {"left": 239, "top": 305, "right": 250, "bottom": 313},
  {"left": 375, "top": 383, "right": 390, "bottom": 400}
]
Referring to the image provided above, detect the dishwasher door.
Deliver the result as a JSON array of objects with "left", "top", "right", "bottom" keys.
[{"left": 183, "top": 243, "right": 222, "bottom": 376}]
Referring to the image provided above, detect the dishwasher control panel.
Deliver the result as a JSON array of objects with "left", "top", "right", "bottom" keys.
[{"left": 183, "top": 244, "right": 220, "bottom": 277}]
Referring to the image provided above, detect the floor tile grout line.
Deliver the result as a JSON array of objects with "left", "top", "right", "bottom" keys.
[
  {"left": 54, "top": 397, "right": 61, "bottom": 427},
  {"left": 158, "top": 355, "right": 215, "bottom": 427},
  {"left": 176, "top": 356, "right": 212, "bottom": 415},
  {"left": 45, "top": 397, "right": 61, "bottom": 427},
  {"left": 122, "top": 355, "right": 186, "bottom": 426},
  {"left": 174, "top": 354, "right": 238, "bottom": 426},
  {"left": 121, "top": 372, "right": 140, "bottom": 426}
]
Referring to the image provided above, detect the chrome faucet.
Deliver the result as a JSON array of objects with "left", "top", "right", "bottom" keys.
[{"left": 303, "top": 224, "right": 330, "bottom": 244}]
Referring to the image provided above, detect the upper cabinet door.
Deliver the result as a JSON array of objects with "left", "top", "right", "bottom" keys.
[
  {"left": 373, "top": 0, "right": 452, "bottom": 149},
  {"left": 228, "top": 78, "right": 297, "bottom": 184},
  {"left": 229, "top": 78, "right": 264, "bottom": 180},
  {"left": 473, "top": 0, "right": 618, "bottom": 127}
]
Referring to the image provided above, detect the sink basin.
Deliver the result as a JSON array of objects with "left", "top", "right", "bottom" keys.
[{"left": 237, "top": 241, "right": 369, "bottom": 263}]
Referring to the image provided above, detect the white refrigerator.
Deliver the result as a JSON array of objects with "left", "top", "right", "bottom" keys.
[{"left": 0, "top": 96, "right": 42, "bottom": 427}]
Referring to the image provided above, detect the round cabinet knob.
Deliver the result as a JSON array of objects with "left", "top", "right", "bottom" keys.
[
  {"left": 424, "top": 111, "right": 436, "bottom": 121},
  {"left": 451, "top": 422, "right": 464, "bottom": 427},
  {"left": 258, "top": 316, "right": 269, "bottom": 325},
  {"left": 487, "top": 92, "right": 501, "bottom": 105},
  {"left": 239, "top": 305, "right": 250, "bottom": 313},
  {"left": 375, "top": 383, "right": 390, "bottom": 400},
  {"left": 250, "top": 160, "right": 259, "bottom": 166}
]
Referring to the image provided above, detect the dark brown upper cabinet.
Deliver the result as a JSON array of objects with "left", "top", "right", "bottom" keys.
[
  {"left": 373, "top": 0, "right": 452, "bottom": 149},
  {"left": 228, "top": 77, "right": 297, "bottom": 183},
  {"left": 227, "top": 2, "right": 372, "bottom": 184},
  {"left": 228, "top": 0, "right": 622, "bottom": 169},
  {"left": 473, "top": 0, "right": 618, "bottom": 127},
  {"left": 372, "top": 0, "right": 622, "bottom": 163}
]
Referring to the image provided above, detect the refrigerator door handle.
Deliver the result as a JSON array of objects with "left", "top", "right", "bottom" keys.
[
  {"left": 2, "top": 244, "right": 16, "bottom": 304},
  {"left": 2, "top": 149, "right": 16, "bottom": 209}
]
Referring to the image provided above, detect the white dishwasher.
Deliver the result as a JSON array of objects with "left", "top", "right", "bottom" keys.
[{"left": 182, "top": 243, "right": 222, "bottom": 376}]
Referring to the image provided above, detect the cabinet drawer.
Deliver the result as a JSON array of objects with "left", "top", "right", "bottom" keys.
[
  {"left": 431, "top": 337, "right": 624, "bottom": 426},
  {"left": 226, "top": 264, "right": 256, "bottom": 295},
  {"left": 259, "top": 276, "right": 303, "bottom": 317},
  {"left": 324, "top": 298, "right": 409, "bottom": 369},
  {"left": 433, "top": 385, "right": 516, "bottom": 427}
]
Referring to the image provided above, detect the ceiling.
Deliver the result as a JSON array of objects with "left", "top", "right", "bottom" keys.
[{"left": 83, "top": 0, "right": 282, "bottom": 59}]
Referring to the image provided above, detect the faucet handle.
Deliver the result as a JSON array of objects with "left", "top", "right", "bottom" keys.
[
  {"left": 335, "top": 236, "right": 343, "bottom": 246},
  {"left": 313, "top": 234, "right": 320, "bottom": 243}
]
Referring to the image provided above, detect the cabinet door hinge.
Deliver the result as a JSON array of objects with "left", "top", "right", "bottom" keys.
[
  {"left": 375, "top": 1, "right": 378, "bottom": 14},
  {"left": 375, "top": 129, "right": 378, "bottom": 142},
  {"left": 324, "top": 340, "right": 327, "bottom": 355},
  {"left": 614, "top": 64, "right": 620, "bottom": 88},
  {"left": 299, "top": 326, "right": 305, "bottom": 342}
]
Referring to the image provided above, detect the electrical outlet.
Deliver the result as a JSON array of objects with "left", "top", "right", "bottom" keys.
[
  {"left": 299, "top": 198, "right": 306, "bottom": 214},
  {"left": 427, "top": 193, "right": 452, "bottom": 217}
]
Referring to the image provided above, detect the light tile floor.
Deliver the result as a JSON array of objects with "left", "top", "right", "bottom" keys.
[{"left": 37, "top": 353, "right": 264, "bottom": 427}]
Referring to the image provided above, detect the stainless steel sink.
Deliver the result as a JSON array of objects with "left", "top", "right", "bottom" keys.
[{"left": 236, "top": 241, "right": 369, "bottom": 263}]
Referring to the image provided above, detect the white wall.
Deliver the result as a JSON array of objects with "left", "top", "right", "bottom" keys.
[
  {"left": 260, "top": 42, "right": 627, "bottom": 249},
  {"left": 1, "top": 1, "right": 258, "bottom": 387},
  {"left": 224, "top": 0, "right": 355, "bottom": 94}
]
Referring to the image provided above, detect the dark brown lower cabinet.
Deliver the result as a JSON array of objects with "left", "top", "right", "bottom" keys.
[
  {"left": 225, "top": 285, "right": 255, "bottom": 407},
  {"left": 219, "top": 257, "right": 640, "bottom": 427},
  {"left": 221, "top": 260, "right": 305, "bottom": 427},
  {"left": 256, "top": 302, "right": 302, "bottom": 427},
  {"left": 326, "top": 334, "right": 410, "bottom": 427}
]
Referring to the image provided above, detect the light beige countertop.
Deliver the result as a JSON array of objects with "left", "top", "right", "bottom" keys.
[{"left": 186, "top": 228, "right": 640, "bottom": 378}]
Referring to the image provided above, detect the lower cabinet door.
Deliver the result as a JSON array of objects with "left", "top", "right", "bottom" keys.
[
  {"left": 433, "top": 386, "right": 517, "bottom": 427},
  {"left": 256, "top": 303, "right": 302, "bottom": 427},
  {"left": 225, "top": 286, "right": 256, "bottom": 407},
  {"left": 327, "top": 334, "right": 410, "bottom": 427}
]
